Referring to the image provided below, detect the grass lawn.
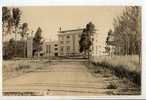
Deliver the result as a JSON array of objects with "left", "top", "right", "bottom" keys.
[
  {"left": 91, "top": 55, "right": 141, "bottom": 86},
  {"left": 3, "top": 59, "right": 50, "bottom": 80}
]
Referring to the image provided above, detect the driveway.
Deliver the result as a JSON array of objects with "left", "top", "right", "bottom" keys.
[{"left": 3, "top": 61, "right": 140, "bottom": 96}]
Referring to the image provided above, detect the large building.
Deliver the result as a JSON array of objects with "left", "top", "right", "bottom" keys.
[
  {"left": 27, "top": 37, "right": 33, "bottom": 58},
  {"left": 57, "top": 28, "right": 84, "bottom": 56},
  {"left": 43, "top": 41, "right": 59, "bottom": 57}
]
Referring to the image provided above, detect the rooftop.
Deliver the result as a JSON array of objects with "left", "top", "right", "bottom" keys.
[{"left": 58, "top": 28, "right": 84, "bottom": 33}]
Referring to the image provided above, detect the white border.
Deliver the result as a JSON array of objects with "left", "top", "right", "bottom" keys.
[
  {"left": 1, "top": 0, "right": 144, "bottom": 6},
  {"left": 0, "top": 0, "right": 146, "bottom": 99}
]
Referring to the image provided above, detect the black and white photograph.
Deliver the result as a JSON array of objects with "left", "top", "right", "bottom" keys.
[{"left": 2, "top": 6, "right": 142, "bottom": 96}]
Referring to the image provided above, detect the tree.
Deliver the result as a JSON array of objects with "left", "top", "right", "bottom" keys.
[
  {"left": 20, "top": 23, "right": 28, "bottom": 39},
  {"left": 20, "top": 23, "right": 29, "bottom": 57},
  {"left": 12, "top": 8, "right": 21, "bottom": 29},
  {"left": 112, "top": 6, "right": 141, "bottom": 56},
  {"left": 106, "top": 29, "right": 114, "bottom": 56},
  {"left": 2, "top": 7, "right": 13, "bottom": 37},
  {"left": 33, "top": 27, "right": 43, "bottom": 57},
  {"left": 79, "top": 29, "right": 91, "bottom": 58},
  {"left": 4, "top": 38, "right": 15, "bottom": 59},
  {"left": 106, "top": 29, "right": 113, "bottom": 45},
  {"left": 79, "top": 22, "right": 95, "bottom": 60},
  {"left": 12, "top": 8, "right": 21, "bottom": 57}
]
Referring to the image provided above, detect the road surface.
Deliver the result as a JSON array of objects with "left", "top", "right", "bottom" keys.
[{"left": 3, "top": 61, "right": 140, "bottom": 96}]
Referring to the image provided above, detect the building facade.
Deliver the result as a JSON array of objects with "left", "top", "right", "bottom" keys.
[
  {"left": 27, "top": 37, "right": 33, "bottom": 58},
  {"left": 43, "top": 41, "right": 59, "bottom": 57},
  {"left": 57, "top": 28, "right": 83, "bottom": 56}
]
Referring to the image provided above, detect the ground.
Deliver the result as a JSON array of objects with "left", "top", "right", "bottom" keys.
[{"left": 3, "top": 59, "right": 140, "bottom": 96}]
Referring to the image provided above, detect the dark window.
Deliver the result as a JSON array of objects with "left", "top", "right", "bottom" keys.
[
  {"left": 66, "top": 35, "right": 70, "bottom": 38},
  {"left": 54, "top": 44, "right": 58, "bottom": 46},
  {"left": 54, "top": 48, "right": 58, "bottom": 50},
  {"left": 54, "top": 53, "right": 58, "bottom": 56},
  {"left": 40, "top": 53, "right": 43, "bottom": 56}
]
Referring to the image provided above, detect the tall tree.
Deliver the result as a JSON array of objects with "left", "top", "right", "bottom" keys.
[
  {"left": 20, "top": 23, "right": 29, "bottom": 57},
  {"left": 79, "top": 22, "right": 95, "bottom": 60},
  {"left": 79, "top": 29, "right": 91, "bottom": 58},
  {"left": 105, "top": 29, "right": 114, "bottom": 56},
  {"left": 2, "top": 7, "right": 14, "bottom": 59},
  {"left": 2, "top": 7, "right": 13, "bottom": 37},
  {"left": 12, "top": 8, "right": 21, "bottom": 57},
  {"left": 33, "top": 27, "right": 43, "bottom": 57},
  {"left": 113, "top": 6, "right": 141, "bottom": 56},
  {"left": 20, "top": 23, "right": 29, "bottom": 40}
]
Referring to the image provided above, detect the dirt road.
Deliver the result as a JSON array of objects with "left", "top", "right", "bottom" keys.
[{"left": 3, "top": 61, "right": 140, "bottom": 96}]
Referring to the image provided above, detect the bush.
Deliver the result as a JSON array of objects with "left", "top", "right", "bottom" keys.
[{"left": 107, "top": 82, "right": 117, "bottom": 89}]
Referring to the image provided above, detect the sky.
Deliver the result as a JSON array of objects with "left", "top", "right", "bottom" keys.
[{"left": 19, "top": 6, "right": 124, "bottom": 43}]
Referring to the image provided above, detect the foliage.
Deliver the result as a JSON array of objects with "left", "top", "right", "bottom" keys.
[
  {"left": 3, "top": 39, "right": 26, "bottom": 59},
  {"left": 33, "top": 27, "right": 43, "bottom": 55},
  {"left": 20, "top": 23, "right": 29, "bottom": 39},
  {"left": 12, "top": 8, "right": 21, "bottom": 28},
  {"left": 92, "top": 55, "right": 141, "bottom": 86},
  {"left": 19, "top": 22, "right": 29, "bottom": 58},
  {"left": 105, "top": 29, "right": 113, "bottom": 54},
  {"left": 3, "top": 39, "right": 15, "bottom": 59},
  {"left": 112, "top": 6, "right": 141, "bottom": 55},
  {"left": 2, "top": 7, "right": 13, "bottom": 33},
  {"left": 106, "top": 29, "right": 113, "bottom": 45},
  {"left": 79, "top": 29, "right": 91, "bottom": 53},
  {"left": 2, "top": 7, "right": 21, "bottom": 33},
  {"left": 79, "top": 22, "right": 95, "bottom": 57}
]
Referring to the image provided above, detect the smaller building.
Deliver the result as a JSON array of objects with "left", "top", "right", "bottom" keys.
[
  {"left": 27, "top": 37, "right": 33, "bottom": 58},
  {"left": 43, "top": 41, "right": 59, "bottom": 57}
]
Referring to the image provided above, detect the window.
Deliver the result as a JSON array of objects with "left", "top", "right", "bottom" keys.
[
  {"left": 54, "top": 53, "right": 58, "bottom": 56},
  {"left": 61, "top": 47, "right": 63, "bottom": 52},
  {"left": 54, "top": 44, "right": 58, "bottom": 46},
  {"left": 66, "top": 35, "right": 70, "bottom": 38},
  {"left": 60, "top": 41, "right": 63, "bottom": 44},
  {"left": 54, "top": 48, "right": 58, "bottom": 51},
  {"left": 67, "top": 46, "right": 70, "bottom": 52}
]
